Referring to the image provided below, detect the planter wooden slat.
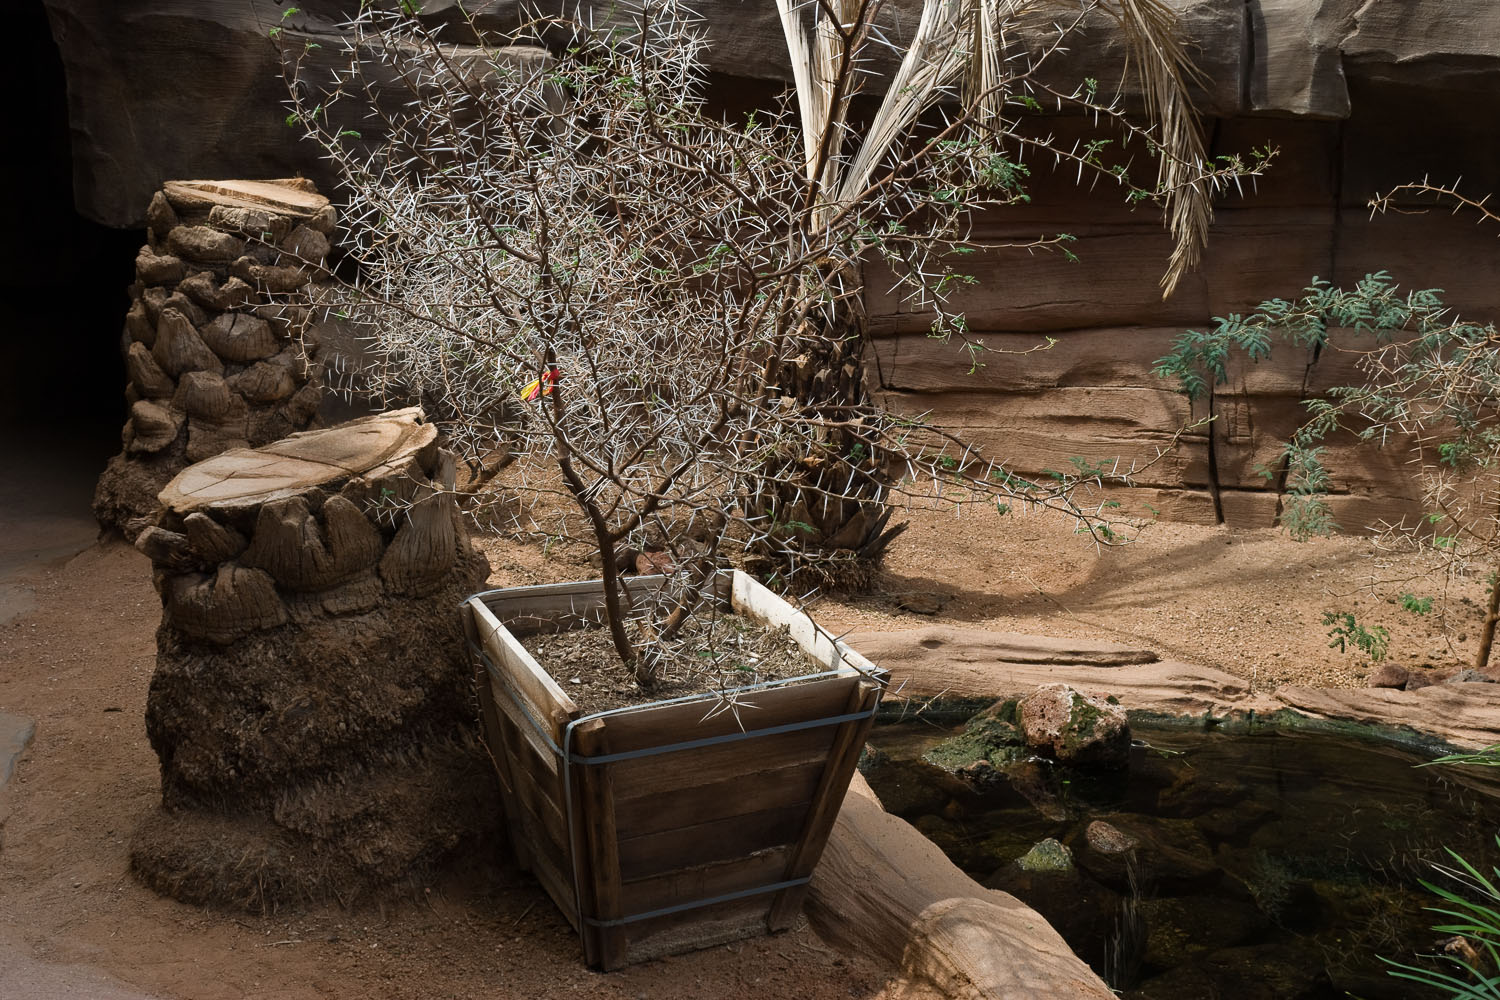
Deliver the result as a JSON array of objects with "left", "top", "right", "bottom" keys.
[
  {"left": 614, "top": 759, "right": 828, "bottom": 837},
  {"left": 490, "top": 720, "right": 568, "bottom": 857},
  {"left": 528, "top": 850, "right": 578, "bottom": 927},
  {"left": 610, "top": 725, "right": 833, "bottom": 801},
  {"left": 570, "top": 718, "right": 627, "bottom": 969},
  {"left": 617, "top": 802, "right": 811, "bottom": 881},
  {"left": 484, "top": 674, "right": 562, "bottom": 779},
  {"left": 476, "top": 671, "right": 569, "bottom": 878},
  {"left": 767, "top": 677, "right": 883, "bottom": 930},
  {"left": 621, "top": 847, "right": 793, "bottom": 914},
  {"left": 480, "top": 574, "right": 695, "bottom": 637},
  {"left": 466, "top": 610, "right": 533, "bottom": 872},
  {"left": 506, "top": 748, "right": 570, "bottom": 858},
  {"left": 620, "top": 894, "right": 771, "bottom": 964},
  {"left": 729, "top": 570, "right": 880, "bottom": 676},
  {"left": 481, "top": 675, "right": 570, "bottom": 854},
  {"left": 471, "top": 599, "right": 578, "bottom": 743},
  {"left": 600, "top": 676, "right": 858, "bottom": 753},
  {"left": 466, "top": 568, "right": 886, "bottom": 969}
]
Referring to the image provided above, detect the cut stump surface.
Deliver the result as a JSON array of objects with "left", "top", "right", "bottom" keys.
[
  {"left": 161, "top": 179, "right": 330, "bottom": 220},
  {"left": 159, "top": 408, "right": 436, "bottom": 513}
]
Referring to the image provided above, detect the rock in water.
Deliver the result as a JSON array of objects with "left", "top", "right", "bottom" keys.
[
  {"left": 1017, "top": 684, "right": 1131, "bottom": 769},
  {"left": 1085, "top": 820, "right": 1139, "bottom": 862},
  {"left": 922, "top": 698, "right": 1027, "bottom": 775},
  {"left": 1017, "top": 837, "right": 1074, "bottom": 873}
]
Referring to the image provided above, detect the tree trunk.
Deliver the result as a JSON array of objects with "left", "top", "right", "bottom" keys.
[
  {"left": 747, "top": 303, "right": 905, "bottom": 590},
  {"left": 95, "top": 179, "right": 331, "bottom": 539},
  {"left": 1477, "top": 565, "right": 1500, "bottom": 674},
  {"left": 133, "top": 408, "right": 498, "bottom": 912}
]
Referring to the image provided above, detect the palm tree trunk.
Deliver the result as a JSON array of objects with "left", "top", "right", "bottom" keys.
[{"left": 748, "top": 303, "right": 906, "bottom": 590}]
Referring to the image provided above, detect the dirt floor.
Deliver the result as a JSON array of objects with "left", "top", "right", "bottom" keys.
[
  {"left": 815, "top": 498, "right": 1493, "bottom": 693},
  {"left": 2, "top": 449, "right": 1490, "bottom": 998},
  {"left": 479, "top": 495, "right": 1492, "bottom": 694}
]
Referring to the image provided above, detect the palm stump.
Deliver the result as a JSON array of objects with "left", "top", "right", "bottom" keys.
[
  {"left": 129, "top": 408, "right": 497, "bottom": 911},
  {"left": 95, "top": 178, "right": 333, "bottom": 539}
]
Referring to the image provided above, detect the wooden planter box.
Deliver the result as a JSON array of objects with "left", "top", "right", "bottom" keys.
[{"left": 462, "top": 569, "right": 886, "bottom": 970}]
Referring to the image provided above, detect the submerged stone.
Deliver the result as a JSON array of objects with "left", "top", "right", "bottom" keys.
[
  {"left": 922, "top": 699, "right": 1027, "bottom": 774},
  {"left": 1075, "top": 815, "right": 1221, "bottom": 894},
  {"left": 1017, "top": 837, "right": 1075, "bottom": 873},
  {"left": 986, "top": 864, "right": 1124, "bottom": 973},
  {"left": 1125, "top": 940, "right": 1331, "bottom": 1000},
  {"left": 860, "top": 752, "right": 970, "bottom": 818},
  {"left": 1018, "top": 684, "right": 1131, "bottom": 769},
  {"left": 1139, "top": 895, "right": 1270, "bottom": 969},
  {"left": 911, "top": 814, "right": 970, "bottom": 863},
  {"left": 1156, "top": 769, "right": 1249, "bottom": 817},
  {"left": 1085, "top": 820, "right": 1138, "bottom": 856}
]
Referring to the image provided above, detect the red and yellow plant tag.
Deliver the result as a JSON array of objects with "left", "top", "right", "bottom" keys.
[{"left": 520, "top": 366, "right": 560, "bottom": 402}]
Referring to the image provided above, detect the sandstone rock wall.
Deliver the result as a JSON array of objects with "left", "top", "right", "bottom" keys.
[
  {"left": 868, "top": 96, "right": 1499, "bottom": 529},
  {"left": 45, "top": 1, "right": 1500, "bottom": 530}
]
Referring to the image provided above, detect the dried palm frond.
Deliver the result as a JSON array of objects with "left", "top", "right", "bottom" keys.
[
  {"left": 1099, "top": 0, "right": 1214, "bottom": 297},
  {"left": 774, "top": 0, "right": 823, "bottom": 178},
  {"left": 777, "top": 0, "right": 882, "bottom": 226},
  {"left": 962, "top": 0, "right": 1011, "bottom": 131},
  {"left": 833, "top": 0, "right": 971, "bottom": 207},
  {"left": 780, "top": 0, "right": 1215, "bottom": 293}
]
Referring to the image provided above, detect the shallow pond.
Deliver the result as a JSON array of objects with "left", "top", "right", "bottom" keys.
[{"left": 863, "top": 721, "right": 1500, "bottom": 999}]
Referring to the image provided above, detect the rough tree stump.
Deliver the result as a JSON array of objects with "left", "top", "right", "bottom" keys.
[
  {"left": 129, "top": 408, "right": 498, "bottom": 912},
  {"left": 95, "top": 179, "right": 335, "bottom": 539}
]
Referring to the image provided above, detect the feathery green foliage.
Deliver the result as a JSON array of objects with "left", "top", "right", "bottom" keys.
[
  {"left": 1322, "top": 611, "right": 1390, "bottom": 663},
  {"left": 1156, "top": 272, "right": 1500, "bottom": 545}
]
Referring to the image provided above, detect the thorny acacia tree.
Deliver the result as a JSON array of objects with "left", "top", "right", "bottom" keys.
[
  {"left": 282, "top": 0, "right": 1264, "bottom": 682},
  {"left": 1156, "top": 179, "right": 1500, "bottom": 670}
]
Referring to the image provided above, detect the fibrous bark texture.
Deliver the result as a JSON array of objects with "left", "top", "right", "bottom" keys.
[
  {"left": 130, "top": 409, "right": 498, "bottom": 912},
  {"left": 94, "top": 179, "right": 332, "bottom": 539}
]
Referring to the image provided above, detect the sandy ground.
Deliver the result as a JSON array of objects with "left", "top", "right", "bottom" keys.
[
  {"left": 821, "top": 500, "right": 1492, "bottom": 693},
  {"left": 479, "top": 495, "right": 1491, "bottom": 696},
  {"left": 1, "top": 439, "right": 1489, "bottom": 998}
]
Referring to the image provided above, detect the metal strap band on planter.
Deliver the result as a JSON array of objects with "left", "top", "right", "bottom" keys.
[
  {"left": 564, "top": 708, "right": 878, "bottom": 765},
  {"left": 580, "top": 877, "right": 812, "bottom": 929},
  {"left": 471, "top": 642, "right": 567, "bottom": 756}
]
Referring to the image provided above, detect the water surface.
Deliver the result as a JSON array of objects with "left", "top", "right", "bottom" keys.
[{"left": 864, "top": 722, "right": 1500, "bottom": 998}]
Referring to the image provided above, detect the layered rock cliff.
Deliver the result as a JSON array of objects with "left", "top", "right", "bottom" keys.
[{"left": 43, "top": 0, "right": 1500, "bottom": 529}]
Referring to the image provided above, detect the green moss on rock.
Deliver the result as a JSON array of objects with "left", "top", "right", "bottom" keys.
[
  {"left": 922, "top": 712, "right": 1027, "bottom": 773},
  {"left": 1016, "top": 837, "right": 1074, "bottom": 873}
]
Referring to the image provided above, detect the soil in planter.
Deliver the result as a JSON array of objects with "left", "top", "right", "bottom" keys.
[{"left": 526, "top": 612, "right": 818, "bottom": 715}]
